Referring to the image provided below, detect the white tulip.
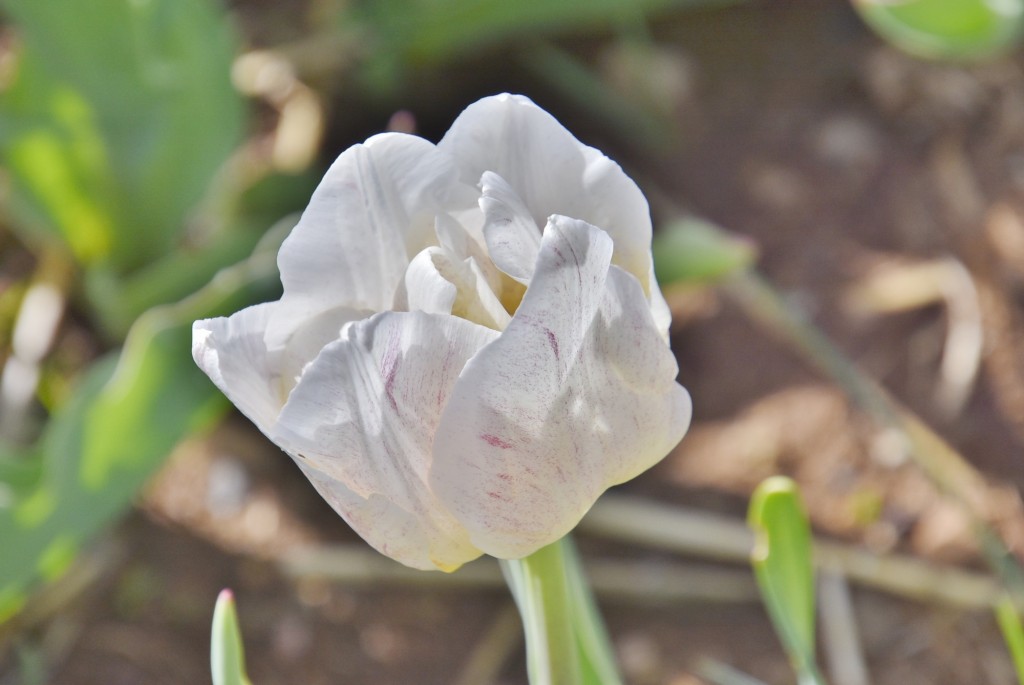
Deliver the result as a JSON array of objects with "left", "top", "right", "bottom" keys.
[{"left": 193, "top": 94, "right": 692, "bottom": 571}]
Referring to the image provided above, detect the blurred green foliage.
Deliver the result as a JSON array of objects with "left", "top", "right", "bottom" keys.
[
  {"left": 0, "top": 0, "right": 258, "bottom": 623},
  {"left": 348, "top": 0, "right": 739, "bottom": 92},
  {"left": 854, "top": 0, "right": 1024, "bottom": 60},
  {"left": 653, "top": 218, "right": 757, "bottom": 286},
  {"left": 0, "top": 248, "right": 284, "bottom": 622},
  {"left": 0, "top": 0, "right": 244, "bottom": 272}
]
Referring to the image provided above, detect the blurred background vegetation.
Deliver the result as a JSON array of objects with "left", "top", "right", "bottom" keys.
[{"left": 3, "top": 0, "right": 1024, "bottom": 683}]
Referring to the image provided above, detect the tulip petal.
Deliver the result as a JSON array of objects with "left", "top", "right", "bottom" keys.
[
  {"left": 649, "top": 263, "right": 673, "bottom": 340},
  {"left": 436, "top": 211, "right": 526, "bottom": 316},
  {"left": 440, "top": 94, "right": 656, "bottom": 300},
  {"left": 460, "top": 257, "right": 513, "bottom": 330},
  {"left": 192, "top": 303, "right": 285, "bottom": 432},
  {"left": 432, "top": 216, "right": 692, "bottom": 559},
  {"left": 269, "top": 305, "right": 366, "bottom": 397},
  {"left": 270, "top": 133, "right": 459, "bottom": 350},
  {"left": 271, "top": 311, "right": 500, "bottom": 571},
  {"left": 480, "top": 171, "right": 542, "bottom": 285},
  {"left": 400, "top": 248, "right": 459, "bottom": 315},
  {"left": 400, "top": 246, "right": 512, "bottom": 331}
]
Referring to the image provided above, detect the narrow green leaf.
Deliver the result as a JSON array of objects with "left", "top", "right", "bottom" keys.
[
  {"left": 853, "top": 0, "right": 1024, "bottom": 61},
  {"left": 653, "top": 218, "right": 757, "bottom": 286},
  {"left": 748, "top": 476, "right": 825, "bottom": 685},
  {"left": 211, "top": 589, "right": 253, "bottom": 685},
  {"left": 996, "top": 596, "right": 1024, "bottom": 685}
]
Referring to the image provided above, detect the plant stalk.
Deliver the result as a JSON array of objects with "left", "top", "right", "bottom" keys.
[{"left": 500, "top": 536, "right": 622, "bottom": 685}]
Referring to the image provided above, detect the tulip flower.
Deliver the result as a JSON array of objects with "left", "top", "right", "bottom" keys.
[{"left": 193, "top": 93, "right": 692, "bottom": 572}]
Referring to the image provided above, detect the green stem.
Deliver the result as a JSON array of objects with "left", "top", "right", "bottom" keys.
[
  {"left": 562, "top": 537, "right": 623, "bottom": 685},
  {"left": 502, "top": 540, "right": 580, "bottom": 685},
  {"left": 797, "top": 664, "right": 828, "bottom": 685},
  {"left": 500, "top": 536, "right": 622, "bottom": 685}
]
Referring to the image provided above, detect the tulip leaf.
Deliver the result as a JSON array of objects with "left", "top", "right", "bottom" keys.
[
  {"left": 653, "top": 217, "right": 757, "bottom": 286},
  {"left": 211, "top": 589, "right": 254, "bottom": 685},
  {"left": 0, "top": 447, "right": 41, "bottom": 501},
  {"left": 0, "top": 244, "right": 281, "bottom": 624},
  {"left": 747, "top": 477, "right": 825, "bottom": 685},
  {"left": 86, "top": 180, "right": 317, "bottom": 338},
  {"left": 0, "top": 0, "right": 244, "bottom": 272},
  {"left": 996, "top": 595, "right": 1024, "bottom": 685},
  {"left": 0, "top": 341, "right": 223, "bottom": 622},
  {"left": 853, "top": 0, "right": 1024, "bottom": 61}
]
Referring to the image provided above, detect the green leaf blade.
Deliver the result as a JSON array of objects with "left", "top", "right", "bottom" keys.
[
  {"left": 748, "top": 476, "right": 823, "bottom": 685},
  {"left": 996, "top": 596, "right": 1024, "bottom": 685},
  {"left": 211, "top": 589, "right": 253, "bottom": 685}
]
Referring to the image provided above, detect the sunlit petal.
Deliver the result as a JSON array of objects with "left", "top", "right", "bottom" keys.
[
  {"left": 192, "top": 303, "right": 284, "bottom": 431},
  {"left": 269, "top": 133, "right": 458, "bottom": 350},
  {"left": 399, "top": 246, "right": 512, "bottom": 330},
  {"left": 271, "top": 311, "right": 499, "bottom": 571},
  {"left": 439, "top": 94, "right": 657, "bottom": 301},
  {"left": 432, "top": 216, "right": 691, "bottom": 558},
  {"left": 398, "top": 248, "right": 459, "bottom": 315},
  {"left": 479, "top": 171, "right": 542, "bottom": 285}
]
